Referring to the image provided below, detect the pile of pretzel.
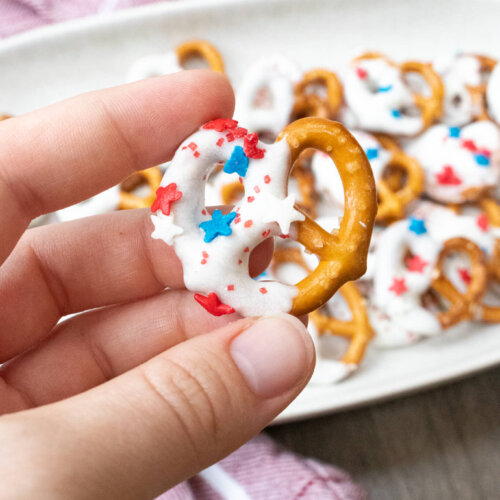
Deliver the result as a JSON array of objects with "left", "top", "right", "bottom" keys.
[{"left": 7, "top": 41, "right": 500, "bottom": 385}]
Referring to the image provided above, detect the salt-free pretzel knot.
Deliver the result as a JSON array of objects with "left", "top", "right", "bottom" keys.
[
  {"left": 150, "top": 117, "right": 376, "bottom": 317},
  {"left": 118, "top": 167, "right": 163, "bottom": 210},
  {"left": 126, "top": 39, "right": 224, "bottom": 82},
  {"left": 175, "top": 39, "right": 225, "bottom": 74},
  {"left": 293, "top": 69, "right": 343, "bottom": 119},
  {"left": 343, "top": 52, "right": 444, "bottom": 136},
  {"left": 270, "top": 245, "right": 373, "bottom": 381},
  {"left": 311, "top": 130, "right": 424, "bottom": 223},
  {"left": 0, "top": 114, "right": 11, "bottom": 121},
  {"left": 466, "top": 55, "right": 497, "bottom": 121},
  {"left": 431, "top": 237, "right": 488, "bottom": 328}
]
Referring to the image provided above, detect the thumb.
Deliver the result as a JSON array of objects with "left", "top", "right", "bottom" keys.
[{"left": 0, "top": 314, "right": 315, "bottom": 499}]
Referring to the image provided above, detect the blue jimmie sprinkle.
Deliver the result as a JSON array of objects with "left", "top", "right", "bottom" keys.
[
  {"left": 474, "top": 153, "right": 490, "bottom": 167},
  {"left": 378, "top": 84, "right": 393, "bottom": 92},
  {"left": 449, "top": 126, "right": 461, "bottom": 138},
  {"left": 391, "top": 109, "right": 402, "bottom": 118},
  {"left": 366, "top": 148, "right": 379, "bottom": 160}
]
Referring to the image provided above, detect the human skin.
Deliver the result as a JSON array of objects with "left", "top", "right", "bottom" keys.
[{"left": 0, "top": 70, "right": 315, "bottom": 499}]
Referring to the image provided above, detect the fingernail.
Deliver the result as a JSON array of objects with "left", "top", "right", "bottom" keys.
[{"left": 230, "top": 315, "right": 315, "bottom": 399}]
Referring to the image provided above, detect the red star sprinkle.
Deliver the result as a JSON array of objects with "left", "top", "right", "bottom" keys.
[
  {"left": 436, "top": 165, "right": 462, "bottom": 185},
  {"left": 477, "top": 213, "right": 489, "bottom": 231},
  {"left": 264, "top": 175, "right": 271, "bottom": 184},
  {"left": 151, "top": 183, "right": 183, "bottom": 215},
  {"left": 259, "top": 287, "right": 268, "bottom": 294},
  {"left": 202, "top": 119, "right": 239, "bottom": 132},
  {"left": 389, "top": 277, "right": 408, "bottom": 296},
  {"left": 244, "top": 133, "right": 266, "bottom": 159},
  {"left": 406, "top": 255, "right": 428, "bottom": 273},
  {"left": 356, "top": 67, "right": 368, "bottom": 79},
  {"left": 458, "top": 268, "right": 471, "bottom": 284},
  {"left": 460, "top": 138, "right": 477, "bottom": 151},
  {"left": 194, "top": 292, "right": 235, "bottom": 316}
]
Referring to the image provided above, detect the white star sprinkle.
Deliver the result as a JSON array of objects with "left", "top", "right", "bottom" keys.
[
  {"left": 260, "top": 193, "right": 305, "bottom": 235},
  {"left": 151, "top": 213, "right": 183, "bottom": 245}
]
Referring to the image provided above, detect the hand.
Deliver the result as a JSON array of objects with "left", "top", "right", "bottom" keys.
[{"left": 0, "top": 70, "right": 315, "bottom": 498}]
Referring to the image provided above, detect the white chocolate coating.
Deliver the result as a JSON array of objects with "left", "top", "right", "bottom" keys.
[
  {"left": 54, "top": 185, "right": 121, "bottom": 222},
  {"left": 126, "top": 51, "right": 182, "bottom": 82},
  {"left": 436, "top": 54, "right": 483, "bottom": 126},
  {"left": 311, "top": 130, "right": 391, "bottom": 208},
  {"left": 234, "top": 55, "right": 301, "bottom": 139},
  {"left": 406, "top": 121, "right": 500, "bottom": 203},
  {"left": 342, "top": 58, "right": 423, "bottom": 136},
  {"left": 151, "top": 122, "right": 305, "bottom": 316},
  {"left": 487, "top": 62, "right": 500, "bottom": 124}
]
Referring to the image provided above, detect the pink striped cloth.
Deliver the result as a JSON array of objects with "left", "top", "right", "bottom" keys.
[{"left": 0, "top": 1, "right": 366, "bottom": 498}]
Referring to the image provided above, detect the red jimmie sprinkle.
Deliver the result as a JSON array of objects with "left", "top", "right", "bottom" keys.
[
  {"left": 194, "top": 151, "right": 200, "bottom": 158},
  {"left": 202, "top": 251, "right": 209, "bottom": 258},
  {"left": 244, "top": 220, "right": 253, "bottom": 228},
  {"left": 247, "top": 196, "right": 255, "bottom": 203},
  {"left": 264, "top": 175, "right": 271, "bottom": 184},
  {"left": 244, "top": 247, "right": 250, "bottom": 252},
  {"left": 227, "top": 284, "right": 235, "bottom": 291},
  {"left": 262, "top": 229, "right": 271, "bottom": 238},
  {"left": 234, "top": 216, "right": 241, "bottom": 224},
  {"left": 151, "top": 183, "right": 183, "bottom": 216},
  {"left": 216, "top": 138, "right": 224, "bottom": 147},
  {"left": 458, "top": 268, "right": 471, "bottom": 285},
  {"left": 194, "top": 292, "right": 235, "bottom": 316},
  {"left": 238, "top": 259, "right": 243, "bottom": 264},
  {"left": 201, "top": 259, "right": 207, "bottom": 265},
  {"left": 203, "top": 118, "right": 239, "bottom": 132},
  {"left": 202, "top": 209, "right": 207, "bottom": 215},
  {"left": 188, "top": 142, "right": 197, "bottom": 151},
  {"left": 254, "top": 186, "right": 261, "bottom": 193},
  {"left": 259, "top": 287, "right": 268, "bottom": 294},
  {"left": 244, "top": 133, "right": 266, "bottom": 159}
]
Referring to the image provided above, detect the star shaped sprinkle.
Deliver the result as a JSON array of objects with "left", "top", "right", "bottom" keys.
[
  {"left": 449, "top": 126, "right": 461, "bottom": 138},
  {"left": 365, "top": 148, "right": 379, "bottom": 160},
  {"left": 436, "top": 165, "right": 462, "bottom": 185},
  {"left": 150, "top": 214, "right": 183, "bottom": 245},
  {"left": 406, "top": 255, "right": 428, "bottom": 273},
  {"left": 223, "top": 146, "right": 249, "bottom": 177},
  {"left": 408, "top": 216, "right": 427, "bottom": 235},
  {"left": 477, "top": 213, "right": 489, "bottom": 232},
  {"left": 458, "top": 268, "right": 471, "bottom": 285},
  {"left": 356, "top": 67, "right": 368, "bottom": 79},
  {"left": 194, "top": 292, "right": 235, "bottom": 316},
  {"left": 244, "top": 133, "right": 266, "bottom": 159},
  {"left": 151, "top": 183, "right": 182, "bottom": 215},
  {"left": 389, "top": 277, "right": 408, "bottom": 296},
  {"left": 260, "top": 193, "right": 305, "bottom": 235},
  {"left": 199, "top": 209, "right": 237, "bottom": 242}
]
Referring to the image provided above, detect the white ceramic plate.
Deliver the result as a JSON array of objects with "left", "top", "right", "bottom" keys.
[{"left": 1, "top": 0, "right": 500, "bottom": 424}]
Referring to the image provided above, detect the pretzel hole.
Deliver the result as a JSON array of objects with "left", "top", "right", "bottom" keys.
[
  {"left": 382, "top": 164, "right": 408, "bottom": 193},
  {"left": 404, "top": 71, "right": 432, "bottom": 98},
  {"left": 179, "top": 53, "right": 211, "bottom": 70},
  {"left": 120, "top": 174, "right": 152, "bottom": 199}
]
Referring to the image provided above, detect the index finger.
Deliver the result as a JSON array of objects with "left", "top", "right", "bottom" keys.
[{"left": 0, "top": 70, "right": 234, "bottom": 265}]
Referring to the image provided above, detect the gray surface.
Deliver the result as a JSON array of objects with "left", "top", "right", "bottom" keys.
[{"left": 268, "top": 366, "right": 500, "bottom": 500}]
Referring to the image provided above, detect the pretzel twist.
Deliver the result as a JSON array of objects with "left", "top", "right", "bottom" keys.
[
  {"left": 119, "top": 167, "right": 163, "bottom": 210},
  {"left": 175, "top": 40, "right": 225, "bottom": 74},
  {"left": 293, "top": 69, "right": 343, "bottom": 119}
]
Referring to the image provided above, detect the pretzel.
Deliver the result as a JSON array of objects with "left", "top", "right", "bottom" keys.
[
  {"left": 271, "top": 245, "right": 373, "bottom": 381},
  {"left": 0, "top": 114, "right": 11, "bottom": 121},
  {"left": 343, "top": 52, "right": 444, "bottom": 136},
  {"left": 126, "top": 39, "right": 224, "bottom": 82},
  {"left": 293, "top": 69, "right": 343, "bottom": 119},
  {"left": 175, "top": 40, "right": 225, "bottom": 74},
  {"left": 234, "top": 55, "right": 300, "bottom": 140},
  {"left": 487, "top": 62, "right": 500, "bottom": 124},
  {"left": 369, "top": 216, "right": 487, "bottom": 347},
  {"left": 438, "top": 54, "right": 496, "bottom": 125},
  {"left": 150, "top": 117, "right": 376, "bottom": 317},
  {"left": 119, "top": 167, "right": 163, "bottom": 210},
  {"left": 311, "top": 130, "right": 424, "bottom": 223},
  {"left": 406, "top": 121, "right": 500, "bottom": 204}
]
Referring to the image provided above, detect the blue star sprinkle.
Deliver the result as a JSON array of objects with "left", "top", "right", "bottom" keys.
[
  {"left": 449, "top": 126, "right": 461, "bottom": 138},
  {"left": 199, "top": 209, "right": 237, "bottom": 243},
  {"left": 366, "top": 148, "right": 379, "bottom": 160},
  {"left": 408, "top": 216, "right": 427, "bottom": 235},
  {"left": 223, "top": 146, "right": 249, "bottom": 177},
  {"left": 391, "top": 109, "right": 402, "bottom": 118},
  {"left": 378, "top": 84, "right": 393, "bottom": 92},
  {"left": 474, "top": 153, "right": 490, "bottom": 167}
]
